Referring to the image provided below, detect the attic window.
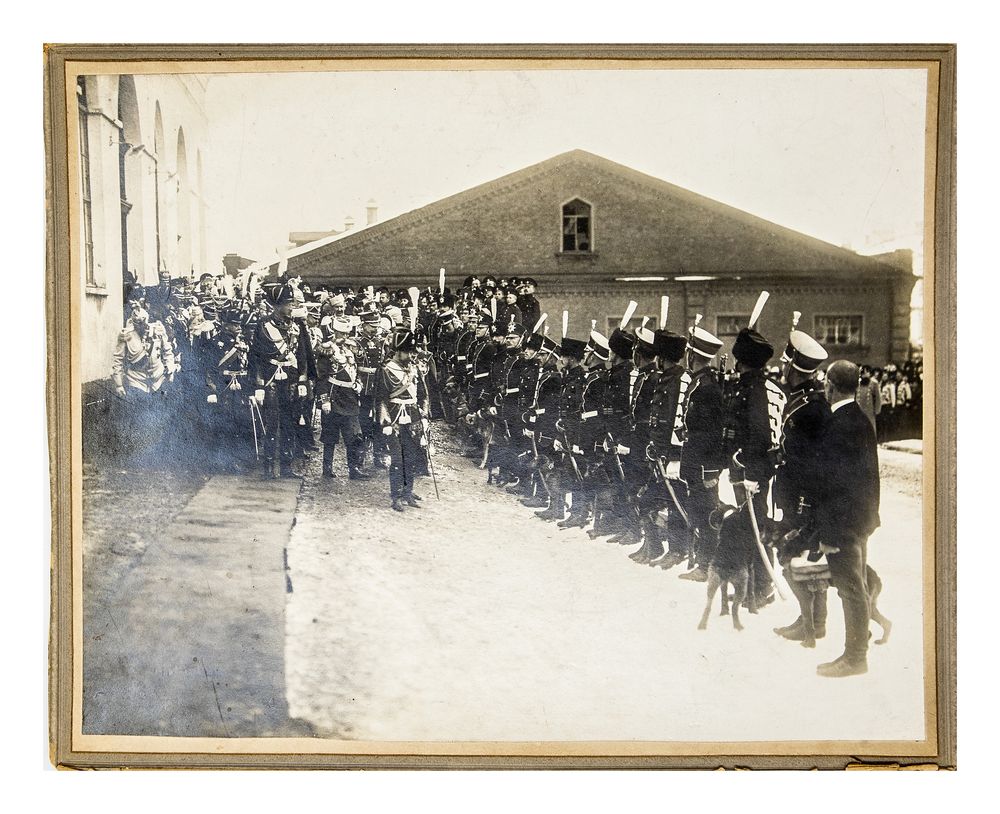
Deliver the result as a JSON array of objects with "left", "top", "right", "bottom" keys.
[{"left": 562, "top": 199, "right": 592, "bottom": 252}]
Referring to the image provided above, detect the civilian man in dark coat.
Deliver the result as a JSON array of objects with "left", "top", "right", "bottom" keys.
[{"left": 815, "top": 359, "right": 881, "bottom": 677}]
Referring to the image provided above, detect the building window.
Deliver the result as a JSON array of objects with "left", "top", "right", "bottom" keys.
[
  {"left": 562, "top": 198, "right": 592, "bottom": 252},
  {"left": 77, "top": 77, "right": 96, "bottom": 287},
  {"left": 814, "top": 315, "right": 863, "bottom": 347},
  {"left": 716, "top": 314, "right": 750, "bottom": 340}
]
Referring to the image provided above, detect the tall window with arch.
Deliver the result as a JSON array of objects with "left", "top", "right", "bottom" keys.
[
  {"left": 562, "top": 198, "right": 592, "bottom": 253},
  {"left": 77, "top": 76, "right": 96, "bottom": 287}
]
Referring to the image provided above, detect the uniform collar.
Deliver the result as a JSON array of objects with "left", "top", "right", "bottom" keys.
[{"left": 831, "top": 397, "right": 854, "bottom": 413}]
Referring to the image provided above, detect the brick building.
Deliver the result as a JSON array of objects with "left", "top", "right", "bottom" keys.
[{"left": 278, "top": 150, "right": 915, "bottom": 366}]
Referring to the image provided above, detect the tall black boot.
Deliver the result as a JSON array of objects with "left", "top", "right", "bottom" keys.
[{"left": 323, "top": 444, "right": 336, "bottom": 478}]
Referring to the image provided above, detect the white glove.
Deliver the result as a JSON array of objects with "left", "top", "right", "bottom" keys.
[
  {"left": 819, "top": 541, "right": 841, "bottom": 555},
  {"left": 321, "top": 402, "right": 331, "bottom": 414},
  {"left": 206, "top": 394, "right": 217, "bottom": 404},
  {"left": 665, "top": 460, "right": 681, "bottom": 480},
  {"left": 382, "top": 425, "right": 393, "bottom": 436},
  {"left": 254, "top": 389, "right": 265, "bottom": 404},
  {"left": 616, "top": 444, "right": 630, "bottom": 456},
  {"left": 743, "top": 479, "right": 759, "bottom": 495},
  {"left": 553, "top": 439, "right": 564, "bottom": 452},
  {"left": 488, "top": 407, "right": 498, "bottom": 416}
]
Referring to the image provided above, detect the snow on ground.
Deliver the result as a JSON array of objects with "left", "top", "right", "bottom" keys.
[{"left": 284, "top": 429, "right": 927, "bottom": 743}]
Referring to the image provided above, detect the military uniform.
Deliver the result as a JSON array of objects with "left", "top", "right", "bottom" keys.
[
  {"left": 197, "top": 311, "right": 251, "bottom": 469},
  {"left": 315, "top": 321, "right": 368, "bottom": 479},
  {"left": 377, "top": 330, "right": 429, "bottom": 510},
  {"left": 591, "top": 328, "right": 636, "bottom": 540},
  {"left": 559, "top": 331, "right": 611, "bottom": 529},
  {"left": 771, "top": 332, "right": 833, "bottom": 644},
  {"left": 717, "top": 325, "right": 786, "bottom": 598},
  {"left": 354, "top": 313, "right": 386, "bottom": 466},
  {"left": 675, "top": 326, "right": 726, "bottom": 577},
  {"left": 542, "top": 339, "right": 588, "bottom": 523},
  {"left": 248, "top": 286, "right": 307, "bottom": 478}
]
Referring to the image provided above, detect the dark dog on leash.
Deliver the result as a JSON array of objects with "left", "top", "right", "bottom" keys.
[{"left": 697, "top": 506, "right": 756, "bottom": 632}]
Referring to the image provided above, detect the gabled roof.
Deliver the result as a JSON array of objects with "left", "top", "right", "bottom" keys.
[{"left": 276, "top": 149, "right": 908, "bottom": 279}]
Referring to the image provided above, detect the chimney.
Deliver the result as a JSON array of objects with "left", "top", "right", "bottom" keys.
[
  {"left": 366, "top": 198, "right": 378, "bottom": 226},
  {"left": 343, "top": 215, "right": 355, "bottom": 232}
]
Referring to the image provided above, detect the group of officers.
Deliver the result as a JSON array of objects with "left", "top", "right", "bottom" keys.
[{"left": 110, "top": 269, "right": 884, "bottom": 678}]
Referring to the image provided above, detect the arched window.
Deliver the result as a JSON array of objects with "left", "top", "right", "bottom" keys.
[
  {"left": 562, "top": 198, "right": 592, "bottom": 253},
  {"left": 77, "top": 76, "right": 96, "bottom": 286}
]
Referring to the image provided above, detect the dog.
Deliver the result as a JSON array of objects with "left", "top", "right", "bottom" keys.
[
  {"left": 866, "top": 565, "right": 893, "bottom": 644},
  {"left": 776, "top": 537, "right": 892, "bottom": 648},
  {"left": 697, "top": 506, "right": 755, "bottom": 632}
]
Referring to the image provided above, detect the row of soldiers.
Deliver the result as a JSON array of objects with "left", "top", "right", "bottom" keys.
[{"left": 422, "top": 291, "right": 884, "bottom": 678}]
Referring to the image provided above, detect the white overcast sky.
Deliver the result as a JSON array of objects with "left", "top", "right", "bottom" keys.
[{"left": 203, "top": 67, "right": 928, "bottom": 272}]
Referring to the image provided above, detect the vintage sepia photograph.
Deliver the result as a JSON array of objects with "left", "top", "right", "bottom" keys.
[{"left": 45, "top": 45, "right": 956, "bottom": 769}]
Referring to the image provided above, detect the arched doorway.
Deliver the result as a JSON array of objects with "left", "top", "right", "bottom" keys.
[
  {"left": 117, "top": 76, "right": 144, "bottom": 284},
  {"left": 176, "top": 127, "right": 191, "bottom": 278}
]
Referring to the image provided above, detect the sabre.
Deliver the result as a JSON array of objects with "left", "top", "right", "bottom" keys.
[
  {"left": 745, "top": 490, "right": 787, "bottom": 601},
  {"left": 249, "top": 398, "right": 260, "bottom": 460},
  {"left": 660, "top": 463, "right": 692, "bottom": 529},
  {"left": 479, "top": 419, "right": 494, "bottom": 469},
  {"left": 425, "top": 428, "right": 440, "bottom": 500}
]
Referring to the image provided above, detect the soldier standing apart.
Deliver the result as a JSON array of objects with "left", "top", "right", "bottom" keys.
[
  {"left": 377, "top": 329, "right": 428, "bottom": 511},
  {"left": 249, "top": 284, "right": 305, "bottom": 479},
  {"left": 673, "top": 323, "right": 725, "bottom": 580},
  {"left": 814, "top": 360, "right": 882, "bottom": 677},
  {"left": 315, "top": 316, "right": 370, "bottom": 480}
]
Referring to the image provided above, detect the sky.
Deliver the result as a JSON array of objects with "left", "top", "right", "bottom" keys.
[{"left": 203, "top": 67, "right": 928, "bottom": 275}]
